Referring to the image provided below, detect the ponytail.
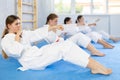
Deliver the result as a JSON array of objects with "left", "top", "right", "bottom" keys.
[
  {"left": 2, "top": 50, "right": 8, "bottom": 59},
  {"left": 1, "top": 28, "right": 8, "bottom": 38},
  {"left": 1, "top": 28, "right": 9, "bottom": 59},
  {"left": 75, "top": 20, "right": 78, "bottom": 23}
]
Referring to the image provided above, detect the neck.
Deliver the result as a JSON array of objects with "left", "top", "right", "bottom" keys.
[
  {"left": 48, "top": 25, "right": 57, "bottom": 32},
  {"left": 48, "top": 22, "right": 53, "bottom": 26},
  {"left": 8, "top": 30, "right": 15, "bottom": 34},
  {"left": 77, "top": 22, "right": 85, "bottom": 26}
]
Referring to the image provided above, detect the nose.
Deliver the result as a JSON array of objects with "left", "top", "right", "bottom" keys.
[
  {"left": 18, "top": 23, "right": 20, "bottom": 26},
  {"left": 18, "top": 23, "right": 21, "bottom": 27},
  {"left": 17, "top": 24, "right": 21, "bottom": 29}
]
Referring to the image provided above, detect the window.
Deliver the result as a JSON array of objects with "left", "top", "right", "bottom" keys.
[
  {"left": 54, "top": 0, "right": 120, "bottom": 14},
  {"left": 93, "top": 0, "right": 106, "bottom": 14},
  {"left": 75, "top": 0, "right": 91, "bottom": 14},
  {"left": 108, "top": 0, "right": 120, "bottom": 14},
  {"left": 54, "top": 0, "right": 71, "bottom": 14}
]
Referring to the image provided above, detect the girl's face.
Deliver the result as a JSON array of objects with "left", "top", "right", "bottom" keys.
[
  {"left": 78, "top": 17, "right": 84, "bottom": 23},
  {"left": 66, "top": 19, "right": 72, "bottom": 24},
  {"left": 8, "top": 19, "right": 21, "bottom": 33},
  {"left": 49, "top": 18, "right": 58, "bottom": 26}
]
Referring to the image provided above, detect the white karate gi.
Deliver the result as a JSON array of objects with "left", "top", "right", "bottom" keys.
[
  {"left": 63, "top": 24, "right": 91, "bottom": 48},
  {"left": 45, "top": 31, "right": 64, "bottom": 43},
  {"left": 1, "top": 26, "right": 90, "bottom": 71},
  {"left": 78, "top": 25, "right": 102, "bottom": 43},
  {"left": 87, "top": 25, "right": 110, "bottom": 40},
  {"left": 98, "top": 30, "right": 110, "bottom": 40},
  {"left": 63, "top": 24, "right": 79, "bottom": 36},
  {"left": 43, "top": 24, "right": 91, "bottom": 48}
]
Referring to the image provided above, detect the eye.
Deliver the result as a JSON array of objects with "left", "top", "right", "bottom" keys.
[{"left": 15, "top": 22, "right": 21, "bottom": 25}]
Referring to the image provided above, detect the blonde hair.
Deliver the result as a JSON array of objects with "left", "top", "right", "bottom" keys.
[{"left": 1, "top": 15, "right": 20, "bottom": 59}]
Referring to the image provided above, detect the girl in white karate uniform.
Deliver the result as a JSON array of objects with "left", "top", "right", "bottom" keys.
[
  {"left": 1, "top": 15, "right": 112, "bottom": 75},
  {"left": 45, "top": 14, "right": 104, "bottom": 56},
  {"left": 79, "top": 17, "right": 120, "bottom": 42},
  {"left": 76, "top": 15, "right": 114, "bottom": 49}
]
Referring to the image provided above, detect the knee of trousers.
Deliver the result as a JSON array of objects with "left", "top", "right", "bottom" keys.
[
  {"left": 68, "top": 32, "right": 91, "bottom": 48},
  {"left": 62, "top": 42, "right": 90, "bottom": 68},
  {"left": 77, "top": 33, "right": 91, "bottom": 48},
  {"left": 99, "top": 30, "right": 110, "bottom": 40},
  {"left": 87, "top": 32, "right": 102, "bottom": 43}
]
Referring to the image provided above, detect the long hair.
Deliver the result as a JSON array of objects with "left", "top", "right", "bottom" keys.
[
  {"left": 1, "top": 15, "right": 20, "bottom": 59},
  {"left": 76, "top": 15, "right": 83, "bottom": 23},
  {"left": 64, "top": 17, "right": 71, "bottom": 24},
  {"left": 46, "top": 13, "right": 58, "bottom": 24}
]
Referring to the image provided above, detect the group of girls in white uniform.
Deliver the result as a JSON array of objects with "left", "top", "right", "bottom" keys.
[
  {"left": 1, "top": 14, "right": 112, "bottom": 75},
  {"left": 64, "top": 16, "right": 120, "bottom": 44},
  {"left": 46, "top": 14, "right": 105, "bottom": 56}
]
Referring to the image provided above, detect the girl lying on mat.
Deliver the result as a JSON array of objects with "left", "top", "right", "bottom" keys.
[{"left": 1, "top": 15, "right": 112, "bottom": 75}]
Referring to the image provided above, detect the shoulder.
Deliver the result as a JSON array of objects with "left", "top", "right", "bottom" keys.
[
  {"left": 1, "top": 33, "right": 15, "bottom": 46},
  {"left": 2, "top": 33, "right": 15, "bottom": 40}
]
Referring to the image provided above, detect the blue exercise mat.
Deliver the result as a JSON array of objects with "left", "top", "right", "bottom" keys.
[{"left": 0, "top": 40, "right": 120, "bottom": 80}]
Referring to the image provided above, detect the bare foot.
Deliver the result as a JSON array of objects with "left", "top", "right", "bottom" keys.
[
  {"left": 112, "top": 38, "right": 120, "bottom": 43},
  {"left": 104, "top": 45, "right": 114, "bottom": 49},
  {"left": 91, "top": 68, "right": 112, "bottom": 75},
  {"left": 92, "top": 53, "right": 105, "bottom": 57},
  {"left": 91, "top": 51, "right": 105, "bottom": 57}
]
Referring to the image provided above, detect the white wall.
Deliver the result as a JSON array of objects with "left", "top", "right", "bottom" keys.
[
  {"left": 0, "top": 0, "right": 16, "bottom": 37},
  {"left": 0, "top": 0, "right": 16, "bottom": 52},
  {"left": 38, "top": 0, "right": 54, "bottom": 27},
  {"left": 110, "top": 15, "right": 120, "bottom": 37}
]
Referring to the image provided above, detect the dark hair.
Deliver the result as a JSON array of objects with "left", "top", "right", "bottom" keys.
[
  {"left": 2, "top": 15, "right": 20, "bottom": 38},
  {"left": 1, "top": 15, "right": 20, "bottom": 59},
  {"left": 76, "top": 15, "right": 83, "bottom": 23},
  {"left": 46, "top": 13, "right": 58, "bottom": 24},
  {"left": 64, "top": 17, "right": 71, "bottom": 24}
]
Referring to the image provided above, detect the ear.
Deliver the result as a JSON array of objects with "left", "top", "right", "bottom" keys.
[
  {"left": 7, "top": 24, "right": 11, "bottom": 29},
  {"left": 49, "top": 19, "right": 52, "bottom": 23}
]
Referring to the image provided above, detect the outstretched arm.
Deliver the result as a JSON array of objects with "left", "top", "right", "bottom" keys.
[
  {"left": 88, "top": 23, "right": 96, "bottom": 27},
  {"left": 24, "top": 26, "right": 48, "bottom": 43}
]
